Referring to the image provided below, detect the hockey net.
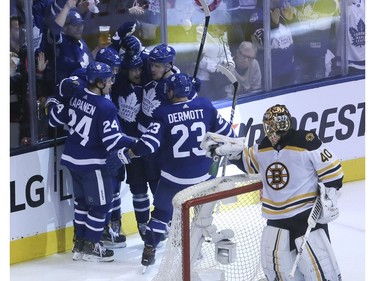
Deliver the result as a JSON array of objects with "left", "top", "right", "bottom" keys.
[{"left": 153, "top": 174, "right": 266, "bottom": 281}]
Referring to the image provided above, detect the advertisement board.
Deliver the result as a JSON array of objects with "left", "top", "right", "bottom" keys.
[{"left": 10, "top": 79, "right": 365, "bottom": 262}]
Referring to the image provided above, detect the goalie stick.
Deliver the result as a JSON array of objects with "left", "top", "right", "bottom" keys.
[
  {"left": 209, "top": 64, "right": 239, "bottom": 177},
  {"left": 193, "top": 0, "right": 210, "bottom": 78},
  {"left": 289, "top": 189, "right": 323, "bottom": 278}
]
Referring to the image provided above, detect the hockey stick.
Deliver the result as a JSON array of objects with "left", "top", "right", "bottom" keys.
[
  {"left": 289, "top": 193, "right": 323, "bottom": 278},
  {"left": 193, "top": 0, "right": 210, "bottom": 78},
  {"left": 53, "top": 128, "right": 58, "bottom": 192},
  {"left": 208, "top": 65, "right": 239, "bottom": 177}
]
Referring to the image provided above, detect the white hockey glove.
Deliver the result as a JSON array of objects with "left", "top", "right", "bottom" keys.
[
  {"left": 317, "top": 183, "right": 340, "bottom": 224},
  {"left": 200, "top": 132, "right": 245, "bottom": 160}
]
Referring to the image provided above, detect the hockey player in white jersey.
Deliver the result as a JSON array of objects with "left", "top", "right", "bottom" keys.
[
  {"left": 200, "top": 104, "right": 344, "bottom": 280},
  {"left": 106, "top": 73, "right": 235, "bottom": 271}
]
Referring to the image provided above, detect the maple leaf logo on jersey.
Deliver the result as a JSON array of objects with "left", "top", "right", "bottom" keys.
[
  {"left": 349, "top": 19, "right": 365, "bottom": 48},
  {"left": 118, "top": 93, "right": 140, "bottom": 123},
  {"left": 142, "top": 88, "right": 161, "bottom": 117}
]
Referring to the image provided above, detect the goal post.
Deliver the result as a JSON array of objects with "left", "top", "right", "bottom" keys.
[{"left": 153, "top": 174, "right": 266, "bottom": 281}]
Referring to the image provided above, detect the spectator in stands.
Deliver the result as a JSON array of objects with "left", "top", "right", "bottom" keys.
[
  {"left": 79, "top": 0, "right": 149, "bottom": 51},
  {"left": 10, "top": 14, "right": 22, "bottom": 54},
  {"left": 196, "top": 9, "right": 235, "bottom": 101},
  {"left": 346, "top": 0, "right": 365, "bottom": 74},
  {"left": 251, "top": 0, "right": 295, "bottom": 89},
  {"left": 43, "top": 0, "right": 94, "bottom": 92},
  {"left": 88, "top": 0, "right": 153, "bottom": 47},
  {"left": 134, "top": 0, "right": 160, "bottom": 44},
  {"left": 233, "top": 41, "right": 262, "bottom": 95},
  {"left": 334, "top": 0, "right": 365, "bottom": 75},
  {"left": 269, "top": 0, "right": 295, "bottom": 88},
  {"left": 225, "top": 0, "right": 258, "bottom": 54},
  {"left": 10, "top": 15, "right": 23, "bottom": 148},
  {"left": 10, "top": 11, "right": 50, "bottom": 147},
  {"left": 89, "top": 1, "right": 148, "bottom": 30},
  {"left": 292, "top": 0, "right": 339, "bottom": 83}
]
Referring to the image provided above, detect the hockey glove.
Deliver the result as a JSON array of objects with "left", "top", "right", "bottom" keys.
[
  {"left": 200, "top": 132, "right": 245, "bottom": 160},
  {"left": 44, "top": 97, "right": 60, "bottom": 116},
  {"left": 317, "top": 183, "right": 340, "bottom": 224},
  {"left": 121, "top": 35, "right": 142, "bottom": 56},
  {"left": 110, "top": 34, "right": 122, "bottom": 51},
  {"left": 111, "top": 21, "right": 137, "bottom": 50},
  {"left": 106, "top": 148, "right": 131, "bottom": 171},
  {"left": 190, "top": 77, "right": 201, "bottom": 93},
  {"left": 117, "top": 21, "right": 137, "bottom": 38}
]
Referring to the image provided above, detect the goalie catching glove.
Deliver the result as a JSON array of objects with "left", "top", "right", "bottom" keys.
[
  {"left": 200, "top": 132, "right": 245, "bottom": 160},
  {"left": 106, "top": 148, "right": 132, "bottom": 171},
  {"left": 317, "top": 183, "right": 340, "bottom": 224}
]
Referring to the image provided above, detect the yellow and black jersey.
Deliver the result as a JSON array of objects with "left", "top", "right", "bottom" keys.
[{"left": 240, "top": 129, "right": 344, "bottom": 220}]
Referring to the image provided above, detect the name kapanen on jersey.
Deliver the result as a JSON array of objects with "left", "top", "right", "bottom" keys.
[
  {"left": 69, "top": 97, "right": 96, "bottom": 116},
  {"left": 168, "top": 109, "right": 204, "bottom": 124}
]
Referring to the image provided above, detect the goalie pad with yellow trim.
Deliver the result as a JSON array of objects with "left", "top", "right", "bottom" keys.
[{"left": 295, "top": 228, "right": 342, "bottom": 281}]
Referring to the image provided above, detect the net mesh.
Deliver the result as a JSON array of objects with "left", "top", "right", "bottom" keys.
[{"left": 153, "top": 174, "right": 266, "bottom": 281}]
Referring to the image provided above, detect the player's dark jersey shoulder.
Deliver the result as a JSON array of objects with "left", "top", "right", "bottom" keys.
[
  {"left": 259, "top": 129, "right": 322, "bottom": 151},
  {"left": 287, "top": 130, "right": 322, "bottom": 151}
]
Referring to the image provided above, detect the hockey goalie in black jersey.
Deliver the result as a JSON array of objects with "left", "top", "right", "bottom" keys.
[{"left": 201, "top": 104, "right": 344, "bottom": 281}]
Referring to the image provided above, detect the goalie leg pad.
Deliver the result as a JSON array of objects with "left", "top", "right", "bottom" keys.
[
  {"left": 295, "top": 228, "right": 342, "bottom": 281},
  {"left": 261, "top": 226, "right": 304, "bottom": 281},
  {"left": 190, "top": 202, "right": 216, "bottom": 263}
]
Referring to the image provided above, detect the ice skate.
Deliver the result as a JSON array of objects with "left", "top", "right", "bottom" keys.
[
  {"left": 72, "top": 237, "right": 85, "bottom": 261},
  {"left": 101, "top": 225, "right": 127, "bottom": 249},
  {"left": 141, "top": 244, "right": 156, "bottom": 274},
  {"left": 82, "top": 240, "right": 114, "bottom": 262}
]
